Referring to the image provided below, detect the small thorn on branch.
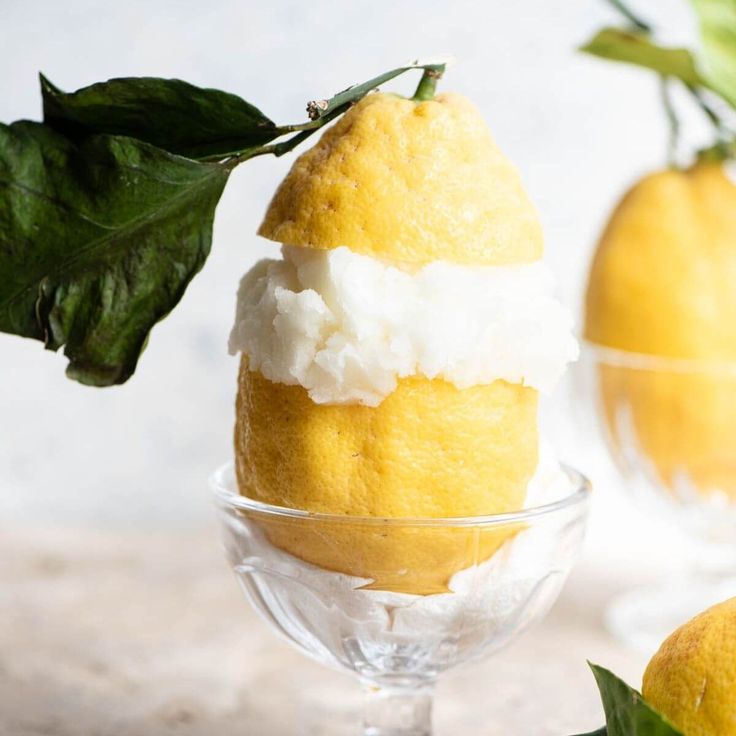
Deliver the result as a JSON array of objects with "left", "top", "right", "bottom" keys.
[{"left": 306, "top": 99, "right": 329, "bottom": 120}]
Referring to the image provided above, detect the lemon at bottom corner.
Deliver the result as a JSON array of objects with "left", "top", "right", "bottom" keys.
[
  {"left": 234, "top": 360, "right": 538, "bottom": 594},
  {"left": 643, "top": 597, "right": 736, "bottom": 736}
]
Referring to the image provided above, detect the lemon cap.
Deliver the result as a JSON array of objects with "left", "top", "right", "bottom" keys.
[{"left": 258, "top": 92, "right": 543, "bottom": 265}]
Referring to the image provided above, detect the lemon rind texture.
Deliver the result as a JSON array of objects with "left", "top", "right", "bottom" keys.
[{"left": 258, "top": 92, "right": 543, "bottom": 265}]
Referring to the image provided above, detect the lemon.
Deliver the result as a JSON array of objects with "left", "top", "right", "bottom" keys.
[
  {"left": 585, "top": 162, "right": 736, "bottom": 498},
  {"left": 258, "top": 92, "right": 542, "bottom": 266},
  {"left": 235, "top": 363, "right": 537, "bottom": 593},
  {"left": 236, "top": 88, "right": 542, "bottom": 593},
  {"left": 236, "top": 363, "right": 537, "bottom": 517},
  {"left": 643, "top": 597, "right": 736, "bottom": 735}
]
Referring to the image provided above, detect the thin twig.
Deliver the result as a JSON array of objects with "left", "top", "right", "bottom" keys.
[
  {"left": 276, "top": 120, "right": 323, "bottom": 134},
  {"left": 605, "top": 0, "right": 652, "bottom": 33},
  {"left": 687, "top": 86, "right": 729, "bottom": 137},
  {"left": 660, "top": 76, "right": 680, "bottom": 166},
  {"left": 204, "top": 62, "right": 449, "bottom": 168}
]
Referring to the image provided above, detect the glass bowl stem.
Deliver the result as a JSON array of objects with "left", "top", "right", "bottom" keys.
[{"left": 362, "top": 678, "right": 434, "bottom": 735}]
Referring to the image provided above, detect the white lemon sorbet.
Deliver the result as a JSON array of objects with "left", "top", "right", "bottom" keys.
[{"left": 230, "top": 245, "right": 578, "bottom": 405}]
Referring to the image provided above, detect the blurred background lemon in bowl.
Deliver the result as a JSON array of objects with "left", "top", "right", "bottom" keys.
[{"left": 585, "top": 161, "right": 736, "bottom": 502}]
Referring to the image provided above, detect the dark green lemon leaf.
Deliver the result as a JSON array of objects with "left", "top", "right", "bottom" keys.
[
  {"left": 41, "top": 75, "right": 279, "bottom": 159},
  {"left": 2, "top": 61, "right": 450, "bottom": 386},
  {"left": 580, "top": 28, "right": 703, "bottom": 87},
  {"left": 0, "top": 121, "right": 229, "bottom": 385},
  {"left": 692, "top": 0, "right": 736, "bottom": 108},
  {"left": 588, "top": 664, "right": 683, "bottom": 736}
]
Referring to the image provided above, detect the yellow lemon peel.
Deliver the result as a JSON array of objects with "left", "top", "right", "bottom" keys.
[
  {"left": 643, "top": 597, "right": 736, "bottom": 736},
  {"left": 235, "top": 362, "right": 538, "bottom": 594},
  {"left": 258, "top": 92, "right": 543, "bottom": 265}
]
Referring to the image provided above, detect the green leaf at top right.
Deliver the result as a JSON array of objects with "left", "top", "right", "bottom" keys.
[
  {"left": 692, "top": 0, "right": 736, "bottom": 108},
  {"left": 579, "top": 27, "right": 704, "bottom": 86}
]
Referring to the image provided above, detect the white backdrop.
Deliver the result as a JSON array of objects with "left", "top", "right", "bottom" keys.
[{"left": 0, "top": 0, "right": 703, "bottom": 535}]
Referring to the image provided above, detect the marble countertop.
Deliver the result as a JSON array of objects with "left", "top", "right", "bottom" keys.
[{"left": 2, "top": 527, "right": 649, "bottom": 736}]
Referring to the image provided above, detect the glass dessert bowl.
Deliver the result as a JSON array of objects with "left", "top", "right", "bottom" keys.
[
  {"left": 579, "top": 342, "right": 736, "bottom": 651},
  {"left": 213, "top": 461, "right": 590, "bottom": 735}
]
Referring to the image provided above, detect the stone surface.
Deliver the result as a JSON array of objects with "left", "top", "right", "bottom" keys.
[{"left": 0, "top": 526, "right": 648, "bottom": 735}]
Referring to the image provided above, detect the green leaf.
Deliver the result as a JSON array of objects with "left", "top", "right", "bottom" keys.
[
  {"left": 571, "top": 729, "right": 607, "bottom": 736},
  {"left": 579, "top": 28, "right": 704, "bottom": 86},
  {"left": 40, "top": 61, "right": 449, "bottom": 165},
  {"left": 692, "top": 0, "right": 736, "bottom": 108},
  {"left": 41, "top": 75, "right": 279, "bottom": 159},
  {"left": 0, "top": 121, "right": 229, "bottom": 385},
  {"left": 587, "top": 664, "right": 683, "bottom": 736},
  {"left": 2, "top": 61, "right": 450, "bottom": 386}
]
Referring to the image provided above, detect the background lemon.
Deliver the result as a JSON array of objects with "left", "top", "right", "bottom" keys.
[
  {"left": 643, "top": 597, "right": 736, "bottom": 735},
  {"left": 585, "top": 162, "right": 736, "bottom": 498}
]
